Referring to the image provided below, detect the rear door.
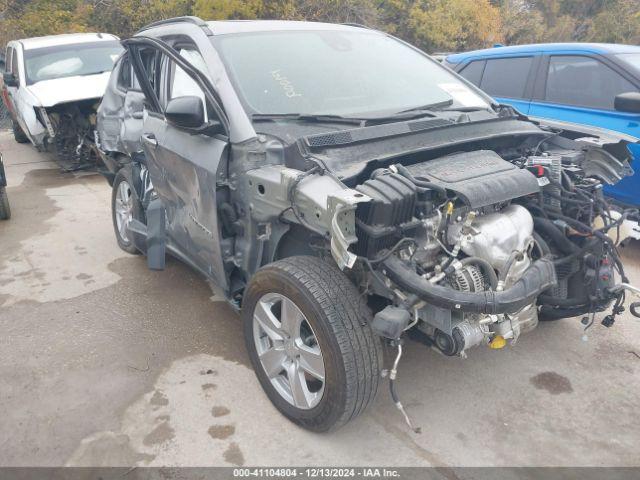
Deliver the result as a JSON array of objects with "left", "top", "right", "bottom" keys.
[
  {"left": 97, "top": 53, "right": 145, "bottom": 156},
  {"left": 126, "top": 37, "right": 230, "bottom": 289},
  {"left": 529, "top": 54, "right": 640, "bottom": 137}
]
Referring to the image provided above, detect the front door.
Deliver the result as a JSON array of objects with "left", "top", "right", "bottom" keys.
[
  {"left": 3, "top": 47, "right": 20, "bottom": 124},
  {"left": 127, "top": 38, "right": 231, "bottom": 290}
]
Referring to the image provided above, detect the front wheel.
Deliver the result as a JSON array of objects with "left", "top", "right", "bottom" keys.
[
  {"left": 12, "top": 121, "right": 29, "bottom": 144},
  {"left": 242, "top": 256, "right": 382, "bottom": 432}
]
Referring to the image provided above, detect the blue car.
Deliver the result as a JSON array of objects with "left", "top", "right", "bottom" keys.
[{"left": 445, "top": 43, "right": 640, "bottom": 207}]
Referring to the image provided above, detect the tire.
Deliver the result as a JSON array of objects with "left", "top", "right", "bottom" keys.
[
  {"left": 0, "top": 187, "right": 10, "bottom": 220},
  {"left": 12, "top": 121, "right": 29, "bottom": 144},
  {"left": 111, "top": 167, "right": 144, "bottom": 254},
  {"left": 242, "top": 256, "right": 383, "bottom": 432}
]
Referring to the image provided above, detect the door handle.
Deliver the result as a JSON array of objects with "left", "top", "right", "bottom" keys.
[{"left": 142, "top": 133, "right": 157, "bottom": 147}]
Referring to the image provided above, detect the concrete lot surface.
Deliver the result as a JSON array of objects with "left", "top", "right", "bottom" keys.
[{"left": 1, "top": 131, "right": 640, "bottom": 468}]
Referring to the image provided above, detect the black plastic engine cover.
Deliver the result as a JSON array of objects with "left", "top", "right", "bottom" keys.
[
  {"left": 354, "top": 173, "right": 418, "bottom": 257},
  {"left": 405, "top": 150, "right": 540, "bottom": 208}
]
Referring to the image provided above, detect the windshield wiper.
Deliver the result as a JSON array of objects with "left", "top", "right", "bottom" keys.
[
  {"left": 441, "top": 105, "right": 493, "bottom": 113},
  {"left": 251, "top": 113, "right": 365, "bottom": 126},
  {"left": 395, "top": 99, "right": 454, "bottom": 114},
  {"left": 361, "top": 99, "right": 454, "bottom": 123}
]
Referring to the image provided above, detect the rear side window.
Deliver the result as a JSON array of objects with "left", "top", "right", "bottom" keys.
[
  {"left": 480, "top": 57, "right": 534, "bottom": 99},
  {"left": 4, "top": 46, "right": 12, "bottom": 72},
  {"left": 117, "top": 55, "right": 132, "bottom": 90},
  {"left": 459, "top": 60, "right": 484, "bottom": 86},
  {"left": 11, "top": 48, "right": 19, "bottom": 76},
  {"left": 545, "top": 55, "right": 636, "bottom": 110},
  {"left": 139, "top": 48, "right": 162, "bottom": 100}
]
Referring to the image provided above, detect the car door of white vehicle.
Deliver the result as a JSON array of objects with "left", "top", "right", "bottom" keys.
[
  {"left": 125, "top": 37, "right": 230, "bottom": 290},
  {"left": 4, "top": 44, "right": 40, "bottom": 141},
  {"left": 3, "top": 46, "right": 21, "bottom": 123}
]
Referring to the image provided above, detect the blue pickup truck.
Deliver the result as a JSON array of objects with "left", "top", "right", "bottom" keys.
[{"left": 445, "top": 43, "right": 640, "bottom": 207}]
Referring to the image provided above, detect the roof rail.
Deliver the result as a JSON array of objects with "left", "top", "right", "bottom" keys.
[{"left": 137, "top": 16, "right": 213, "bottom": 36}]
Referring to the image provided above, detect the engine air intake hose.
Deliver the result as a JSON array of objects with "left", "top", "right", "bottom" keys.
[{"left": 382, "top": 256, "right": 557, "bottom": 315}]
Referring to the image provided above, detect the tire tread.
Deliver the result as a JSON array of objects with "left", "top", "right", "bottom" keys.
[{"left": 259, "top": 256, "right": 382, "bottom": 430}]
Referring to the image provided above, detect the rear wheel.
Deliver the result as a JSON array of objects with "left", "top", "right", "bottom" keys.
[
  {"left": 242, "top": 256, "right": 382, "bottom": 432},
  {"left": 111, "top": 168, "right": 143, "bottom": 254},
  {"left": 0, "top": 187, "right": 10, "bottom": 220},
  {"left": 12, "top": 121, "right": 29, "bottom": 144}
]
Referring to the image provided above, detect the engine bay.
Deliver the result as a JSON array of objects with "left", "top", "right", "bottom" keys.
[
  {"left": 38, "top": 99, "right": 100, "bottom": 171},
  {"left": 345, "top": 139, "right": 639, "bottom": 356}
]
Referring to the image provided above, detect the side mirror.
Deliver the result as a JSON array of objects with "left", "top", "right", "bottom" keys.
[
  {"left": 614, "top": 92, "right": 640, "bottom": 114},
  {"left": 165, "top": 96, "right": 224, "bottom": 135},
  {"left": 3, "top": 71, "right": 18, "bottom": 87},
  {"left": 165, "top": 95, "right": 206, "bottom": 129}
]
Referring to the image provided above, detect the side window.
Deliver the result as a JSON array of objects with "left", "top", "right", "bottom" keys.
[
  {"left": 11, "top": 48, "right": 19, "bottom": 76},
  {"left": 480, "top": 57, "right": 534, "bottom": 99},
  {"left": 131, "top": 48, "right": 164, "bottom": 111},
  {"left": 168, "top": 48, "right": 210, "bottom": 119},
  {"left": 4, "top": 46, "right": 12, "bottom": 72},
  {"left": 545, "top": 55, "right": 636, "bottom": 110},
  {"left": 459, "top": 60, "right": 485, "bottom": 86},
  {"left": 117, "top": 55, "right": 132, "bottom": 90},
  {"left": 139, "top": 48, "right": 161, "bottom": 101}
]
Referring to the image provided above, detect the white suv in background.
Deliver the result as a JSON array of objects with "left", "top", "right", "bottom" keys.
[{"left": 1, "top": 33, "right": 122, "bottom": 169}]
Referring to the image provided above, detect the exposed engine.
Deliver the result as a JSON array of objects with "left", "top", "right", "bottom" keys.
[
  {"left": 355, "top": 148, "right": 634, "bottom": 356},
  {"left": 38, "top": 99, "right": 100, "bottom": 171}
]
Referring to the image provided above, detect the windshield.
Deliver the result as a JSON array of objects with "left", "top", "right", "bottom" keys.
[
  {"left": 24, "top": 41, "right": 123, "bottom": 85},
  {"left": 213, "top": 30, "right": 490, "bottom": 117},
  {"left": 616, "top": 53, "right": 640, "bottom": 76}
]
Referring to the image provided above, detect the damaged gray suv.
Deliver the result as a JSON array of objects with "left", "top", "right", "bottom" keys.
[{"left": 96, "top": 17, "right": 640, "bottom": 432}]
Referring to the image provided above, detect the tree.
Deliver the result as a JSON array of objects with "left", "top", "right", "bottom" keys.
[
  {"left": 408, "top": 0, "right": 503, "bottom": 52},
  {"left": 1, "top": 0, "right": 639, "bottom": 53},
  {"left": 587, "top": 0, "right": 640, "bottom": 44},
  {"left": 498, "top": 0, "right": 545, "bottom": 45},
  {"left": 193, "top": 0, "right": 262, "bottom": 20},
  {"left": 88, "top": 0, "right": 194, "bottom": 38},
  {"left": 11, "top": 0, "right": 90, "bottom": 37}
]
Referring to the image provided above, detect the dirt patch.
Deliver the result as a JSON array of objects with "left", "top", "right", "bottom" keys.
[
  {"left": 149, "top": 390, "right": 169, "bottom": 406},
  {"left": 223, "top": 442, "right": 244, "bottom": 466},
  {"left": 143, "top": 421, "right": 175, "bottom": 446},
  {"left": 208, "top": 424, "right": 235, "bottom": 440},
  {"left": 212, "top": 406, "right": 230, "bottom": 418},
  {"left": 530, "top": 371, "right": 573, "bottom": 395},
  {"left": 202, "top": 383, "right": 217, "bottom": 391}
]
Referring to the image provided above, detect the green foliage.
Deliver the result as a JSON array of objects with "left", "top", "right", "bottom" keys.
[
  {"left": 588, "top": 0, "right": 640, "bottom": 44},
  {"left": 193, "top": 0, "right": 263, "bottom": 20},
  {"left": 1, "top": 0, "right": 639, "bottom": 51},
  {"left": 408, "top": 0, "right": 503, "bottom": 52}
]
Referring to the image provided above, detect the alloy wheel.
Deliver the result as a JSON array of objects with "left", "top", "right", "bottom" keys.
[{"left": 252, "top": 293, "right": 326, "bottom": 409}]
